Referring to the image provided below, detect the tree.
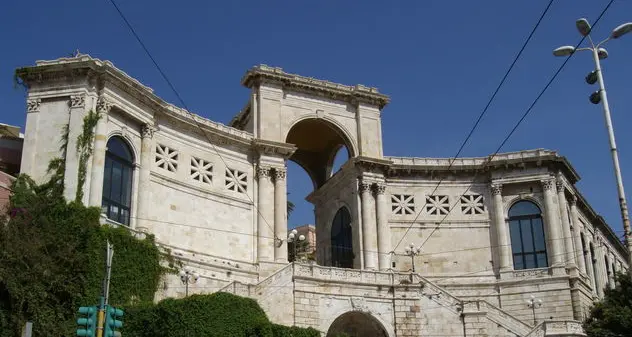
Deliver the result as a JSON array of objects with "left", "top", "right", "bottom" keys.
[{"left": 583, "top": 272, "right": 632, "bottom": 336}]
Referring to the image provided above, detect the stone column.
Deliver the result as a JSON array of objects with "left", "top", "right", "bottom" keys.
[
  {"left": 491, "top": 183, "right": 512, "bottom": 272},
  {"left": 374, "top": 183, "right": 391, "bottom": 270},
  {"left": 608, "top": 252, "right": 616, "bottom": 289},
  {"left": 593, "top": 238, "right": 605, "bottom": 298},
  {"left": 136, "top": 124, "right": 155, "bottom": 231},
  {"left": 556, "top": 179, "right": 576, "bottom": 267},
  {"left": 569, "top": 195, "right": 587, "bottom": 274},
  {"left": 257, "top": 166, "right": 275, "bottom": 262},
  {"left": 64, "top": 94, "right": 87, "bottom": 202},
  {"left": 89, "top": 97, "right": 111, "bottom": 208},
  {"left": 273, "top": 167, "right": 288, "bottom": 262},
  {"left": 585, "top": 239, "right": 597, "bottom": 296},
  {"left": 542, "top": 178, "right": 564, "bottom": 267},
  {"left": 360, "top": 181, "right": 378, "bottom": 270}
]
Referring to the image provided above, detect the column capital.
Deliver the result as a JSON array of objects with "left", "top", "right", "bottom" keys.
[
  {"left": 256, "top": 166, "right": 272, "bottom": 179},
  {"left": 69, "top": 94, "right": 86, "bottom": 108},
  {"left": 96, "top": 96, "right": 112, "bottom": 114},
  {"left": 373, "top": 183, "right": 386, "bottom": 195},
  {"left": 568, "top": 194, "right": 577, "bottom": 206},
  {"left": 359, "top": 181, "right": 372, "bottom": 193},
  {"left": 27, "top": 98, "right": 41, "bottom": 112},
  {"left": 141, "top": 124, "right": 156, "bottom": 139},
  {"left": 272, "top": 168, "right": 286, "bottom": 181},
  {"left": 490, "top": 183, "right": 502, "bottom": 196},
  {"left": 541, "top": 178, "right": 555, "bottom": 191},
  {"left": 556, "top": 180, "right": 566, "bottom": 193}
]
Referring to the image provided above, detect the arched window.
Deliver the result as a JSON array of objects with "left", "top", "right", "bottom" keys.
[
  {"left": 331, "top": 207, "right": 353, "bottom": 268},
  {"left": 509, "top": 200, "right": 548, "bottom": 270},
  {"left": 102, "top": 136, "right": 134, "bottom": 225}
]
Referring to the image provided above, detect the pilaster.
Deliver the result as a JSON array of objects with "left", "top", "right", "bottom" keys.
[
  {"left": 491, "top": 183, "right": 512, "bottom": 273},
  {"left": 541, "top": 177, "right": 564, "bottom": 269},
  {"left": 273, "top": 167, "right": 288, "bottom": 262},
  {"left": 136, "top": 124, "right": 155, "bottom": 231},
  {"left": 568, "top": 195, "right": 587, "bottom": 274},
  {"left": 556, "top": 178, "right": 576, "bottom": 268},
  {"left": 257, "top": 165, "right": 275, "bottom": 263},
  {"left": 20, "top": 98, "right": 41, "bottom": 178},
  {"left": 584, "top": 235, "right": 597, "bottom": 297},
  {"left": 374, "top": 183, "right": 390, "bottom": 270},
  {"left": 360, "top": 180, "right": 378, "bottom": 270},
  {"left": 88, "top": 96, "right": 111, "bottom": 207},
  {"left": 607, "top": 251, "right": 616, "bottom": 289},
  {"left": 63, "top": 94, "right": 88, "bottom": 202}
]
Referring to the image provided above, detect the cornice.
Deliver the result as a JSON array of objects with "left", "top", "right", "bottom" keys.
[
  {"left": 251, "top": 138, "right": 297, "bottom": 159},
  {"left": 241, "top": 64, "right": 390, "bottom": 109},
  {"left": 15, "top": 54, "right": 255, "bottom": 149}
]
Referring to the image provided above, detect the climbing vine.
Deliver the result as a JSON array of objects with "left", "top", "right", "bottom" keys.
[{"left": 75, "top": 110, "right": 101, "bottom": 202}]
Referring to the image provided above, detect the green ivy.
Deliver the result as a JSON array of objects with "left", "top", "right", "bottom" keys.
[
  {"left": 75, "top": 110, "right": 101, "bottom": 202},
  {"left": 123, "top": 292, "right": 320, "bottom": 337}
]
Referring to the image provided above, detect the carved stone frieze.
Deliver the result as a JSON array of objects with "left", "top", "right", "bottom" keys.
[
  {"left": 27, "top": 99, "right": 41, "bottom": 112},
  {"left": 350, "top": 297, "right": 369, "bottom": 312},
  {"left": 69, "top": 95, "right": 85, "bottom": 108}
]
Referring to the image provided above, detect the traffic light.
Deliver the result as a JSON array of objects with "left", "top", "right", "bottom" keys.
[
  {"left": 76, "top": 306, "right": 97, "bottom": 337},
  {"left": 103, "top": 305, "right": 124, "bottom": 337}
]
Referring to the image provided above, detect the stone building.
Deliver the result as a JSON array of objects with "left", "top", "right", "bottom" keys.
[{"left": 15, "top": 53, "right": 629, "bottom": 336}]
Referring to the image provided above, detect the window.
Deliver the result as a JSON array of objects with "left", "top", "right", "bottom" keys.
[
  {"left": 509, "top": 200, "right": 548, "bottom": 270},
  {"left": 331, "top": 207, "right": 353, "bottom": 268},
  {"left": 102, "top": 136, "right": 134, "bottom": 225}
]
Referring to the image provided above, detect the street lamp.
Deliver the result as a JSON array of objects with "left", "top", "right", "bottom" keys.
[
  {"left": 404, "top": 243, "right": 422, "bottom": 273},
  {"left": 526, "top": 295, "right": 543, "bottom": 325},
  {"left": 554, "top": 18, "right": 632, "bottom": 280},
  {"left": 179, "top": 267, "right": 199, "bottom": 297},
  {"left": 288, "top": 229, "right": 306, "bottom": 262}
]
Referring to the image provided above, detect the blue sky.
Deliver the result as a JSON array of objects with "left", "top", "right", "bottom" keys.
[{"left": 1, "top": 0, "right": 632, "bottom": 239}]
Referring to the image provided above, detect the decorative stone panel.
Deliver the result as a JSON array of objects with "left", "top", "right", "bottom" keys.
[
  {"left": 392, "top": 194, "right": 415, "bottom": 215},
  {"left": 425, "top": 195, "right": 449, "bottom": 215},
  {"left": 225, "top": 168, "right": 248, "bottom": 193},
  {"left": 155, "top": 144, "right": 178, "bottom": 172},
  {"left": 460, "top": 194, "right": 485, "bottom": 215},
  {"left": 190, "top": 157, "right": 213, "bottom": 185}
]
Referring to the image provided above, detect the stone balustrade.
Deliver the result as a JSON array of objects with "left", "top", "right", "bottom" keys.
[{"left": 525, "top": 320, "right": 586, "bottom": 336}]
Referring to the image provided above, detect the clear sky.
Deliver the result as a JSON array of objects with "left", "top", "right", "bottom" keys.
[{"left": 1, "top": 0, "right": 631, "bottom": 240}]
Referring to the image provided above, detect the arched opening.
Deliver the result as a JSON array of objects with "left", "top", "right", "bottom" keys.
[
  {"left": 102, "top": 136, "right": 134, "bottom": 226},
  {"left": 326, "top": 311, "right": 388, "bottom": 337},
  {"left": 285, "top": 118, "right": 354, "bottom": 265},
  {"left": 331, "top": 207, "right": 353, "bottom": 268},
  {"left": 508, "top": 200, "right": 548, "bottom": 270},
  {"left": 285, "top": 118, "right": 353, "bottom": 190}
]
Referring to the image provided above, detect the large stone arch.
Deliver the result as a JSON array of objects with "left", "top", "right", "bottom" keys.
[
  {"left": 285, "top": 116, "right": 356, "bottom": 189},
  {"left": 326, "top": 311, "right": 390, "bottom": 337}
]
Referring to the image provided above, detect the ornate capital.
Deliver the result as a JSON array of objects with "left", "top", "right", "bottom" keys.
[
  {"left": 541, "top": 178, "right": 555, "bottom": 191},
  {"left": 490, "top": 183, "right": 502, "bottom": 196},
  {"left": 373, "top": 183, "right": 386, "bottom": 195},
  {"left": 96, "top": 97, "right": 112, "bottom": 114},
  {"left": 568, "top": 194, "right": 577, "bottom": 206},
  {"left": 359, "top": 181, "right": 372, "bottom": 193},
  {"left": 256, "top": 166, "right": 271, "bottom": 180},
  {"left": 69, "top": 95, "right": 85, "bottom": 108},
  {"left": 141, "top": 124, "right": 156, "bottom": 139},
  {"left": 556, "top": 180, "right": 565, "bottom": 193},
  {"left": 272, "top": 168, "right": 286, "bottom": 181},
  {"left": 27, "top": 98, "right": 41, "bottom": 112}
]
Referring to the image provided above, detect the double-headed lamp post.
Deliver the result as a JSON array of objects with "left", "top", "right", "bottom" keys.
[
  {"left": 526, "top": 295, "right": 543, "bottom": 325},
  {"left": 288, "top": 229, "right": 305, "bottom": 262},
  {"left": 405, "top": 243, "right": 422, "bottom": 273},
  {"left": 554, "top": 19, "right": 632, "bottom": 281},
  {"left": 179, "top": 267, "right": 199, "bottom": 297}
]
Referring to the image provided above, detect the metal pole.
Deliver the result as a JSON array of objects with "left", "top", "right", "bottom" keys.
[
  {"left": 104, "top": 242, "right": 113, "bottom": 306},
  {"left": 411, "top": 253, "right": 416, "bottom": 273},
  {"left": 592, "top": 47, "right": 632, "bottom": 280},
  {"left": 531, "top": 303, "right": 536, "bottom": 325},
  {"left": 185, "top": 276, "right": 189, "bottom": 297}
]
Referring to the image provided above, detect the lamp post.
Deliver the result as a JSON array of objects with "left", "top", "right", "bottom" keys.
[
  {"left": 554, "top": 19, "right": 632, "bottom": 280},
  {"left": 526, "top": 295, "right": 543, "bottom": 325},
  {"left": 179, "top": 267, "right": 199, "bottom": 297},
  {"left": 288, "top": 229, "right": 306, "bottom": 262},
  {"left": 404, "top": 243, "right": 422, "bottom": 273}
]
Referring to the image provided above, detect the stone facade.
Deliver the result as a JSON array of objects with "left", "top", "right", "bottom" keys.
[{"left": 15, "top": 54, "right": 629, "bottom": 336}]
